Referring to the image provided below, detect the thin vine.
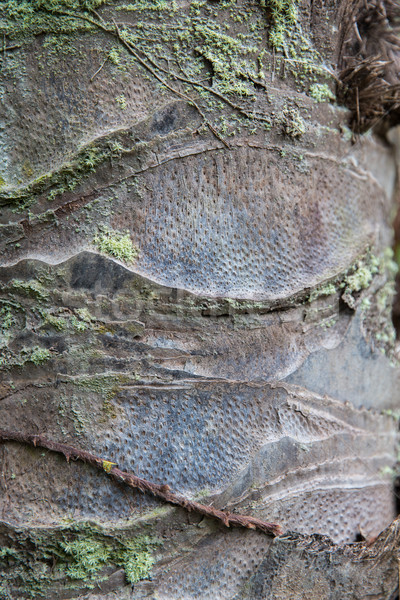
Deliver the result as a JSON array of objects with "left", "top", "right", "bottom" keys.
[{"left": 0, "top": 429, "right": 283, "bottom": 537}]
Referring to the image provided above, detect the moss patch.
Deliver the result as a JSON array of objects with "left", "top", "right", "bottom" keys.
[
  {"left": 309, "top": 83, "right": 335, "bottom": 103},
  {"left": 94, "top": 227, "right": 139, "bottom": 264},
  {"left": 0, "top": 524, "right": 161, "bottom": 598},
  {"left": 27, "top": 346, "right": 51, "bottom": 365},
  {"left": 0, "top": 141, "right": 121, "bottom": 210}
]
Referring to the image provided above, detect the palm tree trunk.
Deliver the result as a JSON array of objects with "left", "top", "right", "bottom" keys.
[{"left": 0, "top": 1, "right": 399, "bottom": 598}]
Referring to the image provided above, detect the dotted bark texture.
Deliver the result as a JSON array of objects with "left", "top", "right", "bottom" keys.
[{"left": 0, "top": 0, "right": 400, "bottom": 599}]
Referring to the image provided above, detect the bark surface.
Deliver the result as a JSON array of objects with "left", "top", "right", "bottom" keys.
[{"left": 0, "top": 1, "right": 400, "bottom": 598}]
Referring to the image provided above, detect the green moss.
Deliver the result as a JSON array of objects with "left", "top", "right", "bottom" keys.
[
  {"left": 0, "top": 0, "right": 109, "bottom": 38},
  {"left": 0, "top": 142, "right": 118, "bottom": 210},
  {"left": 280, "top": 107, "right": 306, "bottom": 138},
  {"left": 0, "top": 525, "right": 161, "bottom": 597},
  {"left": 94, "top": 227, "right": 139, "bottom": 264},
  {"left": 115, "top": 93, "right": 127, "bottom": 109},
  {"left": 309, "top": 83, "right": 335, "bottom": 103},
  {"left": 108, "top": 46, "right": 121, "bottom": 64},
  {"left": 27, "top": 346, "right": 51, "bottom": 365},
  {"left": 0, "top": 0, "right": 333, "bottom": 214},
  {"left": 263, "top": 0, "right": 297, "bottom": 50},
  {"left": 8, "top": 279, "right": 49, "bottom": 302},
  {"left": 0, "top": 0, "right": 331, "bottom": 204},
  {"left": 59, "top": 538, "right": 111, "bottom": 580},
  {"left": 119, "top": 537, "right": 157, "bottom": 584}
]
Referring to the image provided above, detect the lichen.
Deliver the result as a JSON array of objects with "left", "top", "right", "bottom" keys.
[
  {"left": 307, "top": 282, "right": 337, "bottom": 303},
  {"left": 94, "top": 227, "right": 139, "bottom": 264},
  {"left": 340, "top": 251, "right": 380, "bottom": 308}
]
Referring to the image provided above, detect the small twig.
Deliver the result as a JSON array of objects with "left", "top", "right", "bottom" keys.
[
  {"left": 353, "top": 19, "right": 363, "bottom": 44},
  {"left": 90, "top": 56, "right": 109, "bottom": 82},
  {"left": 0, "top": 430, "right": 282, "bottom": 537},
  {"left": 89, "top": 7, "right": 106, "bottom": 24},
  {"left": 2, "top": 44, "right": 22, "bottom": 53},
  {"left": 356, "top": 86, "right": 360, "bottom": 126}
]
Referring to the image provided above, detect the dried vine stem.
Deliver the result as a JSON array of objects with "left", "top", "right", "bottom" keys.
[
  {"left": 0, "top": 430, "right": 282, "bottom": 537},
  {"left": 57, "top": 11, "right": 270, "bottom": 139},
  {"left": 337, "top": 0, "right": 400, "bottom": 132},
  {"left": 55, "top": 11, "right": 230, "bottom": 149}
]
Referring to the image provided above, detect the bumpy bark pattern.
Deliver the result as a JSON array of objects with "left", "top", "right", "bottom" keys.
[{"left": 0, "top": 0, "right": 400, "bottom": 598}]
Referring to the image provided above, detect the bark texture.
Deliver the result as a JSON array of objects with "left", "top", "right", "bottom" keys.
[{"left": 0, "top": 0, "right": 400, "bottom": 598}]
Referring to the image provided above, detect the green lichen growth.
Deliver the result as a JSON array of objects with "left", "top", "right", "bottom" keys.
[
  {"left": 115, "top": 93, "right": 127, "bottom": 109},
  {"left": 70, "top": 315, "right": 88, "bottom": 331},
  {"left": 360, "top": 297, "right": 371, "bottom": 312},
  {"left": 259, "top": 0, "right": 330, "bottom": 87},
  {"left": 27, "top": 346, "right": 51, "bottom": 365},
  {"left": 61, "top": 373, "right": 131, "bottom": 421},
  {"left": 379, "top": 465, "right": 396, "bottom": 478},
  {"left": 108, "top": 46, "right": 121, "bottom": 64},
  {"left": 345, "top": 265, "right": 375, "bottom": 293},
  {"left": 348, "top": 248, "right": 398, "bottom": 356},
  {"left": 0, "top": 526, "right": 161, "bottom": 597},
  {"left": 94, "top": 227, "right": 139, "bottom": 264},
  {"left": 0, "top": 0, "right": 332, "bottom": 211},
  {"left": 0, "top": 142, "right": 119, "bottom": 210},
  {"left": 0, "top": 305, "right": 15, "bottom": 332},
  {"left": 340, "top": 251, "right": 380, "bottom": 308},
  {"left": 8, "top": 279, "right": 49, "bottom": 302},
  {"left": 39, "top": 309, "right": 89, "bottom": 333},
  {"left": 59, "top": 538, "right": 111, "bottom": 580},
  {"left": 120, "top": 537, "right": 157, "bottom": 584},
  {"left": 280, "top": 107, "right": 306, "bottom": 138},
  {"left": 41, "top": 312, "right": 67, "bottom": 331},
  {"left": 341, "top": 248, "right": 397, "bottom": 305},
  {"left": 0, "top": 0, "right": 109, "bottom": 38},
  {"left": 308, "top": 282, "right": 336, "bottom": 303},
  {"left": 309, "top": 83, "right": 335, "bottom": 103}
]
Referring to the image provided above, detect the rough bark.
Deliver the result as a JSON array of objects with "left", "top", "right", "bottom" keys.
[{"left": 0, "top": 0, "right": 400, "bottom": 598}]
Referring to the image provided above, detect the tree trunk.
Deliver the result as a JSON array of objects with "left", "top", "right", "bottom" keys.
[{"left": 1, "top": 1, "right": 400, "bottom": 598}]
